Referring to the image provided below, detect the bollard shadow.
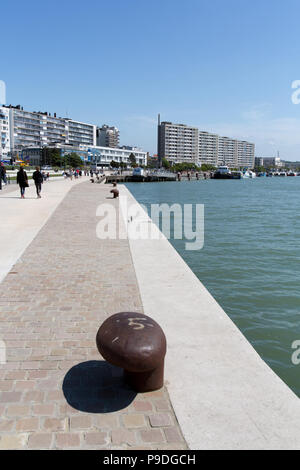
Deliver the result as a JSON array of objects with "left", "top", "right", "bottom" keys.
[{"left": 62, "top": 360, "right": 136, "bottom": 413}]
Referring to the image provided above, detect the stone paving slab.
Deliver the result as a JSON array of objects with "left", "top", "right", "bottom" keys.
[{"left": 0, "top": 181, "right": 187, "bottom": 450}]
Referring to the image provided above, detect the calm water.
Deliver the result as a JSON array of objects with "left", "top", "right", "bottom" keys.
[{"left": 126, "top": 178, "right": 300, "bottom": 396}]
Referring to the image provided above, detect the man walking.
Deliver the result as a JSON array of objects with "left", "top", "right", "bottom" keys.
[
  {"left": 32, "top": 166, "right": 43, "bottom": 198},
  {"left": 0, "top": 163, "right": 5, "bottom": 190}
]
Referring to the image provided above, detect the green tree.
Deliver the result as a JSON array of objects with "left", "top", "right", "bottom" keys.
[
  {"left": 200, "top": 163, "right": 216, "bottom": 172},
  {"left": 110, "top": 160, "right": 119, "bottom": 168},
  {"left": 50, "top": 149, "right": 62, "bottom": 167},
  {"left": 173, "top": 162, "right": 201, "bottom": 172},
  {"left": 40, "top": 147, "right": 62, "bottom": 167},
  {"left": 65, "top": 152, "right": 83, "bottom": 168},
  {"left": 129, "top": 153, "right": 137, "bottom": 167},
  {"left": 255, "top": 165, "right": 266, "bottom": 173},
  {"left": 162, "top": 158, "right": 171, "bottom": 169}
]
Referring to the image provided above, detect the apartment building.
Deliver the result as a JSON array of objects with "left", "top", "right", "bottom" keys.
[
  {"left": 2, "top": 105, "right": 97, "bottom": 154},
  {"left": 158, "top": 120, "right": 199, "bottom": 165},
  {"left": 158, "top": 117, "right": 255, "bottom": 168},
  {"left": 96, "top": 124, "right": 120, "bottom": 148},
  {"left": 198, "top": 131, "right": 218, "bottom": 166}
]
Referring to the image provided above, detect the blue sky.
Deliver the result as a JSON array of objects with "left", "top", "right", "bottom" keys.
[{"left": 2, "top": 0, "right": 300, "bottom": 159}]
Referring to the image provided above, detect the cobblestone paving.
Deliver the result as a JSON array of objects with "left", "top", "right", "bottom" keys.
[{"left": 0, "top": 181, "right": 187, "bottom": 450}]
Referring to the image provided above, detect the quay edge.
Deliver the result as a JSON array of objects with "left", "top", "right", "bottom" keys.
[{"left": 121, "top": 184, "right": 300, "bottom": 450}]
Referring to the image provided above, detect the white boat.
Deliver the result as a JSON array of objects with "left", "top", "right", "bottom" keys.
[
  {"left": 132, "top": 167, "right": 145, "bottom": 177},
  {"left": 243, "top": 170, "right": 256, "bottom": 178}
]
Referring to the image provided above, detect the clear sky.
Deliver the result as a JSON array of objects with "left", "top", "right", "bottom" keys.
[{"left": 2, "top": 0, "right": 300, "bottom": 159}]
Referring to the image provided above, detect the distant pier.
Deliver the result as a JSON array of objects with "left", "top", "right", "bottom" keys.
[{"left": 106, "top": 170, "right": 177, "bottom": 183}]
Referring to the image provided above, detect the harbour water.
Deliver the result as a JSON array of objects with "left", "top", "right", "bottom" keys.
[{"left": 126, "top": 178, "right": 300, "bottom": 397}]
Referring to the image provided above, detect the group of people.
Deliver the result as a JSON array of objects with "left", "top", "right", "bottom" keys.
[
  {"left": 63, "top": 169, "right": 82, "bottom": 180},
  {"left": 1, "top": 165, "right": 95, "bottom": 199},
  {"left": 16, "top": 166, "right": 44, "bottom": 199}
]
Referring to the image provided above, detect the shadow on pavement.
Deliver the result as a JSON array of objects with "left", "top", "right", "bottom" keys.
[
  {"left": 0, "top": 196, "right": 38, "bottom": 199},
  {"left": 62, "top": 360, "right": 136, "bottom": 413}
]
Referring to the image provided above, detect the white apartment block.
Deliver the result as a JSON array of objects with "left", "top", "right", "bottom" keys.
[
  {"left": 2, "top": 105, "right": 97, "bottom": 154},
  {"left": 158, "top": 119, "right": 255, "bottom": 168},
  {"left": 199, "top": 132, "right": 254, "bottom": 168},
  {"left": 198, "top": 131, "right": 218, "bottom": 166},
  {"left": 0, "top": 106, "right": 10, "bottom": 158},
  {"left": 158, "top": 122, "right": 199, "bottom": 165}
]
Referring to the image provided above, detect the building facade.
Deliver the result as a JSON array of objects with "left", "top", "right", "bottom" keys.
[
  {"left": 158, "top": 121, "right": 199, "bottom": 165},
  {"left": 256, "top": 156, "right": 283, "bottom": 168},
  {"left": 96, "top": 124, "right": 119, "bottom": 148},
  {"left": 1, "top": 105, "right": 97, "bottom": 155},
  {"left": 158, "top": 118, "right": 255, "bottom": 168},
  {"left": 21, "top": 143, "right": 147, "bottom": 167}
]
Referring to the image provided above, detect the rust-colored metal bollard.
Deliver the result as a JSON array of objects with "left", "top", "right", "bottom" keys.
[
  {"left": 96, "top": 312, "right": 167, "bottom": 393},
  {"left": 110, "top": 188, "right": 119, "bottom": 198}
]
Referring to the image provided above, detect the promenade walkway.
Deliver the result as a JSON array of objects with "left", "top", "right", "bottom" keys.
[{"left": 0, "top": 180, "right": 186, "bottom": 450}]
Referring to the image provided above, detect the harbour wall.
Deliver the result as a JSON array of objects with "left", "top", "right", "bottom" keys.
[{"left": 120, "top": 184, "right": 300, "bottom": 450}]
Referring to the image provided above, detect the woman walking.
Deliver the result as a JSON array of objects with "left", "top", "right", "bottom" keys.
[
  {"left": 32, "top": 166, "right": 43, "bottom": 198},
  {"left": 16, "top": 166, "right": 29, "bottom": 199}
]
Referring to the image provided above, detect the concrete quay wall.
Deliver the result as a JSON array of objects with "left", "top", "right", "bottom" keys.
[{"left": 120, "top": 184, "right": 300, "bottom": 450}]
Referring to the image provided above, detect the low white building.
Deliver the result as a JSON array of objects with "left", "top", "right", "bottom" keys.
[
  {"left": 21, "top": 143, "right": 148, "bottom": 167},
  {"left": 79, "top": 144, "right": 147, "bottom": 167}
]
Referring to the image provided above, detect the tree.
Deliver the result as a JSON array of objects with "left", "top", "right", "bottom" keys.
[
  {"left": 200, "top": 163, "right": 216, "bottom": 172},
  {"left": 173, "top": 162, "right": 201, "bottom": 173},
  {"left": 39, "top": 147, "right": 65, "bottom": 167},
  {"left": 110, "top": 160, "right": 119, "bottom": 168},
  {"left": 162, "top": 158, "right": 171, "bottom": 169},
  {"left": 65, "top": 152, "right": 83, "bottom": 168},
  {"left": 49, "top": 149, "right": 62, "bottom": 167},
  {"left": 255, "top": 165, "right": 266, "bottom": 173},
  {"left": 129, "top": 153, "right": 137, "bottom": 167}
]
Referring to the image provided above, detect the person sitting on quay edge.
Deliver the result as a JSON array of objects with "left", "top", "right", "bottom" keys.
[
  {"left": 32, "top": 166, "right": 44, "bottom": 198},
  {"left": 16, "top": 166, "right": 29, "bottom": 199}
]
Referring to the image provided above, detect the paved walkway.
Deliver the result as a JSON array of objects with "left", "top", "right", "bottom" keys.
[
  {"left": 0, "top": 176, "right": 85, "bottom": 283},
  {"left": 0, "top": 181, "right": 186, "bottom": 450}
]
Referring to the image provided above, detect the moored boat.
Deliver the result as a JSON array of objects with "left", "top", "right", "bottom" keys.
[{"left": 213, "top": 165, "right": 233, "bottom": 179}]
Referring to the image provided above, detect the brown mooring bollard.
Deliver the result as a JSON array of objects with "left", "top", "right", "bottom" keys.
[
  {"left": 96, "top": 312, "right": 167, "bottom": 393},
  {"left": 110, "top": 188, "right": 119, "bottom": 198}
]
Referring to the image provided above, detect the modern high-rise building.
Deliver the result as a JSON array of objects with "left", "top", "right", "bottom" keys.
[
  {"left": 158, "top": 119, "right": 199, "bottom": 166},
  {"left": 96, "top": 124, "right": 119, "bottom": 148},
  {"left": 1, "top": 105, "right": 97, "bottom": 155},
  {"left": 158, "top": 117, "right": 255, "bottom": 168}
]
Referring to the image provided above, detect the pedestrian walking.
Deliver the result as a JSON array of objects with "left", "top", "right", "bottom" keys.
[
  {"left": 32, "top": 166, "right": 43, "bottom": 198},
  {"left": 17, "top": 166, "right": 29, "bottom": 198},
  {"left": 0, "top": 163, "right": 5, "bottom": 190}
]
